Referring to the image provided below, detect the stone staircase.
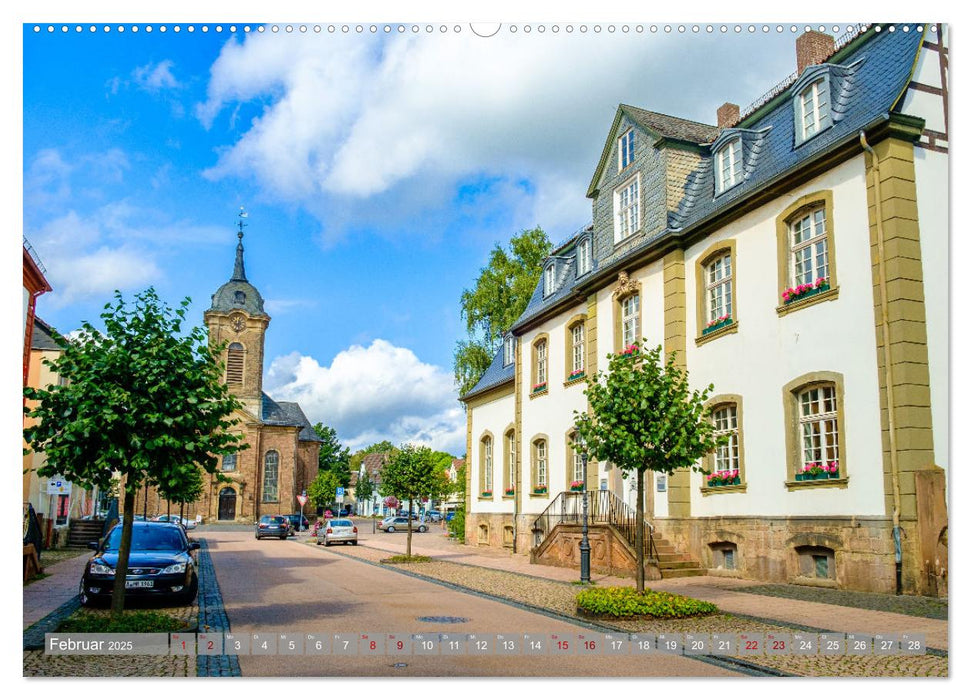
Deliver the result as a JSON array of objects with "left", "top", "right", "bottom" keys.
[
  {"left": 652, "top": 531, "right": 705, "bottom": 578},
  {"left": 68, "top": 519, "right": 105, "bottom": 547}
]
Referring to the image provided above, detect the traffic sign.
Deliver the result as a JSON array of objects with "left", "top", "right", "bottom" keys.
[
  {"left": 47, "top": 478, "right": 71, "bottom": 495},
  {"left": 336, "top": 487, "right": 345, "bottom": 497},
  {"left": 297, "top": 495, "right": 308, "bottom": 507}
]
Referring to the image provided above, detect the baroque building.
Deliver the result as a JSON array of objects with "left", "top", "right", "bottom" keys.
[{"left": 461, "top": 25, "right": 948, "bottom": 596}]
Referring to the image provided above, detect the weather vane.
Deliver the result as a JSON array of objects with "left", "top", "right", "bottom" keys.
[{"left": 237, "top": 206, "right": 248, "bottom": 239}]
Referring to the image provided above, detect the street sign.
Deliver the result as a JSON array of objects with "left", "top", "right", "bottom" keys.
[
  {"left": 336, "top": 487, "right": 345, "bottom": 497},
  {"left": 297, "top": 495, "right": 308, "bottom": 507},
  {"left": 47, "top": 478, "right": 71, "bottom": 495}
]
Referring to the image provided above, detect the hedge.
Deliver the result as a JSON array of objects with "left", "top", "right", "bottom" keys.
[{"left": 576, "top": 586, "right": 718, "bottom": 618}]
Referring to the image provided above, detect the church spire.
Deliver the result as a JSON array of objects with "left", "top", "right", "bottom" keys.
[{"left": 232, "top": 207, "right": 248, "bottom": 282}]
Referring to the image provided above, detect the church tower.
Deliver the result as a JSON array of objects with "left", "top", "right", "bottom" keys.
[{"left": 204, "top": 211, "right": 270, "bottom": 419}]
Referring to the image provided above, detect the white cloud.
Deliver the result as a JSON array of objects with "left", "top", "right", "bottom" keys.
[
  {"left": 265, "top": 340, "right": 465, "bottom": 454},
  {"left": 133, "top": 60, "right": 181, "bottom": 93}
]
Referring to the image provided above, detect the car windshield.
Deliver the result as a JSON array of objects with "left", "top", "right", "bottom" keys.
[
  {"left": 330, "top": 520, "right": 353, "bottom": 527},
  {"left": 261, "top": 516, "right": 285, "bottom": 524},
  {"left": 104, "top": 526, "right": 185, "bottom": 551}
]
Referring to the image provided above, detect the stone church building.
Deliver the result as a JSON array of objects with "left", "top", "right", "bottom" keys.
[{"left": 133, "top": 226, "right": 322, "bottom": 523}]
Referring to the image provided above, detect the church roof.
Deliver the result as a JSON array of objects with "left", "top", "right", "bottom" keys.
[
  {"left": 209, "top": 231, "right": 268, "bottom": 317},
  {"left": 260, "top": 393, "right": 323, "bottom": 442}
]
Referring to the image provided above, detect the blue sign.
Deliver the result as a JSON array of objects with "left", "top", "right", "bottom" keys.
[{"left": 336, "top": 487, "right": 345, "bottom": 497}]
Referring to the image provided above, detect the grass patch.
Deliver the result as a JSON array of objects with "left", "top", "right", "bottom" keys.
[
  {"left": 576, "top": 586, "right": 718, "bottom": 619},
  {"left": 382, "top": 555, "right": 432, "bottom": 564},
  {"left": 24, "top": 572, "right": 51, "bottom": 586},
  {"left": 571, "top": 580, "right": 597, "bottom": 586},
  {"left": 57, "top": 610, "right": 188, "bottom": 634}
]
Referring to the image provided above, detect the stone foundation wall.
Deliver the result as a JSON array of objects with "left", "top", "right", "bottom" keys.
[
  {"left": 656, "top": 515, "right": 921, "bottom": 594},
  {"left": 531, "top": 523, "right": 660, "bottom": 579}
]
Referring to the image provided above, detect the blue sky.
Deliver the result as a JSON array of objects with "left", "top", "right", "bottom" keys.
[{"left": 24, "top": 20, "right": 827, "bottom": 454}]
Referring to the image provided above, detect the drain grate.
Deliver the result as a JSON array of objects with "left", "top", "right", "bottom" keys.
[{"left": 416, "top": 616, "right": 470, "bottom": 624}]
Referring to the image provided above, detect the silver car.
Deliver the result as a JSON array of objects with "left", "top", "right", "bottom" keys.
[{"left": 317, "top": 519, "right": 358, "bottom": 546}]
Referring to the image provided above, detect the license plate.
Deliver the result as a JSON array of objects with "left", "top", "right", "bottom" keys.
[{"left": 125, "top": 580, "right": 154, "bottom": 588}]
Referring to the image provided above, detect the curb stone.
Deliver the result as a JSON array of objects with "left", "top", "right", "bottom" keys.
[{"left": 195, "top": 538, "right": 241, "bottom": 677}]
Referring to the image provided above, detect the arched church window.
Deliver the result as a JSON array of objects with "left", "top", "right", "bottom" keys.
[
  {"left": 227, "top": 343, "right": 244, "bottom": 384},
  {"left": 263, "top": 450, "right": 279, "bottom": 502}
]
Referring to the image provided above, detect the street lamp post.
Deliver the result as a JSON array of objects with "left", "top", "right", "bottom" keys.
[{"left": 579, "top": 453, "right": 591, "bottom": 583}]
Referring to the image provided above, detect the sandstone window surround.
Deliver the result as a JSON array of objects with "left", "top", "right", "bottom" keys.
[
  {"left": 611, "top": 272, "right": 642, "bottom": 353},
  {"left": 226, "top": 342, "right": 245, "bottom": 384},
  {"left": 479, "top": 433, "right": 494, "bottom": 497},
  {"left": 618, "top": 128, "right": 635, "bottom": 171},
  {"left": 530, "top": 334, "right": 549, "bottom": 397},
  {"left": 502, "top": 426, "right": 516, "bottom": 497},
  {"left": 775, "top": 191, "right": 839, "bottom": 316},
  {"left": 695, "top": 240, "right": 738, "bottom": 346},
  {"left": 262, "top": 450, "right": 279, "bottom": 502},
  {"left": 221, "top": 453, "right": 237, "bottom": 472},
  {"left": 613, "top": 173, "right": 641, "bottom": 243},
  {"left": 564, "top": 314, "right": 586, "bottom": 384},
  {"left": 701, "top": 394, "right": 746, "bottom": 496},
  {"left": 566, "top": 430, "right": 584, "bottom": 490},
  {"left": 715, "top": 136, "right": 743, "bottom": 193},
  {"left": 576, "top": 236, "right": 593, "bottom": 277},
  {"left": 783, "top": 371, "right": 848, "bottom": 490},
  {"left": 531, "top": 436, "right": 549, "bottom": 496}
]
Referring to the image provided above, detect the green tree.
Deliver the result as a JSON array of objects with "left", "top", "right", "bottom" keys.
[
  {"left": 454, "top": 227, "right": 552, "bottom": 396},
  {"left": 308, "top": 469, "right": 340, "bottom": 512},
  {"left": 354, "top": 467, "right": 375, "bottom": 511},
  {"left": 157, "top": 464, "right": 207, "bottom": 520},
  {"left": 313, "top": 423, "right": 351, "bottom": 487},
  {"left": 23, "top": 289, "right": 244, "bottom": 617},
  {"left": 573, "top": 343, "right": 721, "bottom": 593},
  {"left": 379, "top": 444, "right": 444, "bottom": 556}
]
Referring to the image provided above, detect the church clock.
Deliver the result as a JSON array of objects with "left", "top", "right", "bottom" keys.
[{"left": 231, "top": 313, "right": 246, "bottom": 333}]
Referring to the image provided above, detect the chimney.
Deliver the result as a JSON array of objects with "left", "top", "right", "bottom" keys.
[
  {"left": 717, "top": 102, "right": 740, "bottom": 129},
  {"left": 796, "top": 30, "right": 836, "bottom": 75}
]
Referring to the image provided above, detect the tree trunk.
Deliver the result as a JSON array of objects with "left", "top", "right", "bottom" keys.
[
  {"left": 406, "top": 497, "right": 413, "bottom": 557},
  {"left": 142, "top": 486, "right": 148, "bottom": 519},
  {"left": 167, "top": 499, "right": 171, "bottom": 518},
  {"left": 111, "top": 488, "right": 137, "bottom": 618},
  {"left": 635, "top": 468, "right": 645, "bottom": 594}
]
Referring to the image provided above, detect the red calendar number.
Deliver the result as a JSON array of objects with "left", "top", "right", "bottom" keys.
[{"left": 745, "top": 640, "right": 759, "bottom": 650}]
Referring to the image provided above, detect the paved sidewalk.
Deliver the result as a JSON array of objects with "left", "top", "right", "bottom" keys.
[
  {"left": 23, "top": 550, "right": 88, "bottom": 629},
  {"left": 343, "top": 530, "right": 948, "bottom": 651}
]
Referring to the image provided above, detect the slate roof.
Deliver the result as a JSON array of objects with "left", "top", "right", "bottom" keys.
[
  {"left": 622, "top": 105, "right": 720, "bottom": 144},
  {"left": 356, "top": 453, "right": 389, "bottom": 484},
  {"left": 260, "top": 393, "right": 323, "bottom": 442},
  {"left": 31, "top": 317, "right": 60, "bottom": 351},
  {"left": 461, "top": 340, "right": 515, "bottom": 400},
  {"left": 209, "top": 234, "right": 268, "bottom": 317},
  {"left": 503, "top": 25, "right": 923, "bottom": 339}
]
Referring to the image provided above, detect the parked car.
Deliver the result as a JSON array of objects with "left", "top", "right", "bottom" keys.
[
  {"left": 444, "top": 511, "right": 456, "bottom": 523},
  {"left": 283, "top": 514, "right": 310, "bottom": 531},
  {"left": 426, "top": 510, "right": 443, "bottom": 522},
  {"left": 338, "top": 506, "right": 353, "bottom": 517},
  {"left": 152, "top": 514, "right": 197, "bottom": 530},
  {"left": 317, "top": 519, "right": 358, "bottom": 546},
  {"left": 378, "top": 516, "right": 427, "bottom": 533},
  {"left": 79, "top": 522, "right": 200, "bottom": 607},
  {"left": 255, "top": 515, "right": 290, "bottom": 540}
]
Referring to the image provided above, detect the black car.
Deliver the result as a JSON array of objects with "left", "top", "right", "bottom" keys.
[
  {"left": 255, "top": 515, "right": 290, "bottom": 539},
  {"left": 283, "top": 514, "right": 310, "bottom": 531},
  {"left": 80, "top": 522, "right": 200, "bottom": 607}
]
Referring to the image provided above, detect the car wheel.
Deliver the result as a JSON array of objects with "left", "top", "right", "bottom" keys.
[
  {"left": 387, "top": 526, "right": 395, "bottom": 533},
  {"left": 352, "top": 540, "right": 358, "bottom": 546},
  {"left": 324, "top": 540, "right": 331, "bottom": 547},
  {"left": 178, "top": 574, "right": 199, "bottom": 605},
  {"left": 79, "top": 581, "right": 93, "bottom": 607},
  {"left": 418, "top": 525, "right": 427, "bottom": 533}
]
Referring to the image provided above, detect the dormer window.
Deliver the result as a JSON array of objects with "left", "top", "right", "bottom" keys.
[
  {"left": 234, "top": 290, "right": 246, "bottom": 305},
  {"left": 796, "top": 76, "right": 831, "bottom": 143},
  {"left": 503, "top": 335, "right": 515, "bottom": 367},
  {"left": 543, "top": 263, "right": 556, "bottom": 297},
  {"left": 614, "top": 174, "right": 641, "bottom": 243},
  {"left": 577, "top": 237, "right": 592, "bottom": 277},
  {"left": 618, "top": 129, "right": 635, "bottom": 171},
  {"left": 715, "top": 137, "right": 742, "bottom": 193}
]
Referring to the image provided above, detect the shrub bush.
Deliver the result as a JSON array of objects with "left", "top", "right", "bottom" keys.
[
  {"left": 447, "top": 506, "right": 466, "bottom": 543},
  {"left": 576, "top": 586, "right": 718, "bottom": 618},
  {"left": 382, "top": 555, "right": 432, "bottom": 564}
]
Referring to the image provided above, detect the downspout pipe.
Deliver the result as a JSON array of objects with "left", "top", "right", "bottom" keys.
[{"left": 860, "top": 131, "right": 904, "bottom": 595}]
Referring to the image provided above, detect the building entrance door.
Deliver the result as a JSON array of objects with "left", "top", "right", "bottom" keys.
[{"left": 218, "top": 488, "right": 237, "bottom": 520}]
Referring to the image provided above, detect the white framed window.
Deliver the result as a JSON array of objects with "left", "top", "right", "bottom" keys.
[
  {"left": 536, "top": 340, "right": 547, "bottom": 385},
  {"left": 571, "top": 323, "right": 585, "bottom": 375},
  {"left": 503, "top": 335, "right": 515, "bottom": 366},
  {"left": 571, "top": 433, "right": 585, "bottom": 484},
  {"left": 221, "top": 454, "right": 237, "bottom": 472},
  {"left": 712, "top": 405, "right": 739, "bottom": 472},
  {"left": 798, "top": 385, "right": 839, "bottom": 468},
  {"left": 506, "top": 431, "right": 516, "bottom": 490},
  {"left": 715, "top": 137, "right": 743, "bottom": 193},
  {"left": 621, "top": 294, "right": 640, "bottom": 348},
  {"left": 544, "top": 263, "right": 556, "bottom": 297},
  {"left": 618, "top": 129, "right": 635, "bottom": 170},
  {"left": 483, "top": 437, "right": 493, "bottom": 492},
  {"left": 798, "top": 78, "right": 830, "bottom": 141},
  {"left": 706, "top": 254, "right": 733, "bottom": 322},
  {"left": 535, "top": 440, "right": 548, "bottom": 487},
  {"left": 790, "top": 207, "right": 829, "bottom": 286},
  {"left": 614, "top": 175, "right": 640, "bottom": 242},
  {"left": 577, "top": 237, "right": 592, "bottom": 277}
]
